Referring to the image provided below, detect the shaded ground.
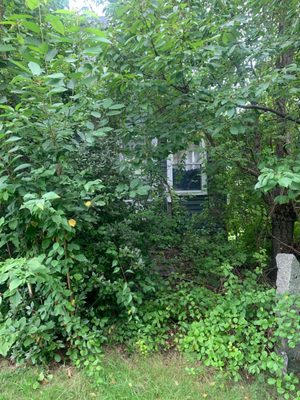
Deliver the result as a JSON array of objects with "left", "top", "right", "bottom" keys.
[{"left": 0, "top": 351, "right": 277, "bottom": 400}]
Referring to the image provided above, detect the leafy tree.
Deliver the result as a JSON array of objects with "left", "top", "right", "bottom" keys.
[{"left": 105, "top": 0, "right": 300, "bottom": 272}]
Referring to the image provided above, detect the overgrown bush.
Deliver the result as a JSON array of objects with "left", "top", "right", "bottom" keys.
[
  {"left": 0, "top": 5, "right": 154, "bottom": 367},
  {"left": 1, "top": 3, "right": 300, "bottom": 399},
  {"left": 106, "top": 252, "right": 300, "bottom": 399},
  {"left": 178, "top": 261, "right": 300, "bottom": 398}
]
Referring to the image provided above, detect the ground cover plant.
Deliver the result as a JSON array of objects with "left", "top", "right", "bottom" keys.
[{"left": 0, "top": 0, "right": 300, "bottom": 399}]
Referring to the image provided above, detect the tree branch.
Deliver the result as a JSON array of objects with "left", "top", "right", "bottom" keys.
[
  {"left": 235, "top": 160, "right": 260, "bottom": 178},
  {"left": 237, "top": 104, "right": 300, "bottom": 124},
  {"left": 271, "top": 234, "right": 300, "bottom": 256}
]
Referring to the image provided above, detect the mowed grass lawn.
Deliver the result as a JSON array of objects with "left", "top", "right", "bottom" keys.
[{"left": 0, "top": 351, "right": 277, "bottom": 400}]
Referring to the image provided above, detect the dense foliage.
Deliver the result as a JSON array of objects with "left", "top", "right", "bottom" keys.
[
  {"left": 104, "top": 0, "right": 300, "bottom": 266},
  {"left": 0, "top": 0, "right": 300, "bottom": 398},
  {"left": 0, "top": 0, "right": 155, "bottom": 371}
]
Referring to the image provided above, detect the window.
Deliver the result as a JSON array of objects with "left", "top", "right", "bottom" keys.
[{"left": 167, "top": 143, "right": 207, "bottom": 196}]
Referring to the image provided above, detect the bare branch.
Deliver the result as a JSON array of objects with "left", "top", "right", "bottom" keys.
[
  {"left": 237, "top": 104, "right": 300, "bottom": 124},
  {"left": 271, "top": 235, "right": 300, "bottom": 256}
]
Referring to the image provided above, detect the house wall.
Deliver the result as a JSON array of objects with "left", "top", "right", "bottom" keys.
[
  {"left": 161, "top": 159, "right": 208, "bottom": 214},
  {"left": 180, "top": 195, "right": 208, "bottom": 214}
]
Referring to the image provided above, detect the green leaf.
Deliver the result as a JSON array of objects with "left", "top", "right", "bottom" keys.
[
  {"left": 278, "top": 177, "right": 292, "bottom": 188},
  {"left": 5, "top": 136, "right": 22, "bottom": 143},
  {"left": 0, "top": 45, "right": 14, "bottom": 52},
  {"left": 255, "top": 82, "right": 269, "bottom": 97},
  {"left": 95, "top": 37, "right": 112, "bottom": 44},
  {"left": 10, "top": 290, "right": 22, "bottom": 308},
  {"left": 73, "top": 273, "right": 82, "bottom": 281},
  {"left": 95, "top": 127, "right": 113, "bottom": 135},
  {"left": 38, "top": 372, "right": 45, "bottom": 382},
  {"left": 91, "top": 111, "right": 101, "bottom": 118},
  {"left": 25, "top": 0, "right": 40, "bottom": 10},
  {"left": 102, "top": 99, "right": 113, "bottom": 109},
  {"left": 84, "top": 28, "right": 107, "bottom": 37},
  {"left": 73, "top": 254, "right": 88, "bottom": 262},
  {"left": 8, "top": 219, "right": 18, "bottom": 230},
  {"left": 109, "top": 104, "right": 125, "bottom": 110},
  {"left": 67, "top": 79, "right": 76, "bottom": 89},
  {"left": 47, "top": 72, "right": 64, "bottom": 79},
  {"left": 226, "top": 108, "right": 235, "bottom": 118},
  {"left": 84, "top": 47, "right": 103, "bottom": 55},
  {"left": 45, "top": 48, "right": 58, "bottom": 62},
  {"left": 51, "top": 215, "right": 62, "bottom": 225},
  {"left": 32, "top": 382, "right": 40, "bottom": 390},
  {"left": 28, "top": 258, "right": 48, "bottom": 274},
  {"left": 22, "top": 21, "right": 40, "bottom": 33},
  {"left": 9, "top": 60, "right": 30, "bottom": 73},
  {"left": 130, "top": 178, "right": 140, "bottom": 189},
  {"left": 14, "top": 163, "right": 31, "bottom": 172},
  {"left": 95, "top": 200, "right": 105, "bottom": 206},
  {"left": 36, "top": 200, "right": 45, "bottom": 210},
  {"left": 45, "top": 15, "right": 65, "bottom": 35},
  {"left": 53, "top": 9, "right": 75, "bottom": 15},
  {"left": 230, "top": 126, "right": 239, "bottom": 135},
  {"left": 136, "top": 185, "right": 151, "bottom": 196},
  {"left": 222, "top": 31, "right": 236, "bottom": 45},
  {"left": 48, "top": 87, "right": 67, "bottom": 94},
  {"left": 275, "top": 195, "right": 289, "bottom": 204},
  {"left": 0, "top": 336, "right": 17, "bottom": 357},
  {"left": 8, "top": 14, "right": 32, "bottom": 20},
  {"left": 42, "top": 192, "right": 60, "bottom": 200},
  {"left": 107, "top": 110, "right": 122, "bottom": 116},
  {"left": 93, "top": 130, "right": 108, "bottom": 137},
  {"left": 9, "top": 278, "right": 22, "bottom": 291},
  {"left": 28, "top": 61, "right": 42, "bottom": 76}
]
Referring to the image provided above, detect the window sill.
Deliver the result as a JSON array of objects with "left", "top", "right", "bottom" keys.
[{"left": 174, "top": 190, "right": 208, "bottom": 196}]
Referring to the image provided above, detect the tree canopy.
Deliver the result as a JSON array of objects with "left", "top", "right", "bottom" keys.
[{"left": 1, "top": 0, "right": 300, "bottom": 397}]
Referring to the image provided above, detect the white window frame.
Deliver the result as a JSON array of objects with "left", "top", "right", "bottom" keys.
[{"left": 166, "top": 141, "right": 207, "bottom": 196}]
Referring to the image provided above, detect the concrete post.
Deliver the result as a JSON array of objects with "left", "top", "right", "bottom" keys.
[{"left": 276, "top": 253, "right": 300, "bottom": 371}]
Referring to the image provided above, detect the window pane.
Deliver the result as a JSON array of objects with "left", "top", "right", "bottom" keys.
[
  {"left": 173, "top": 165, "right": 202, "bottom": 191},
  {"left": 173, "top": 146, "right": 201, "bottom": 165}
]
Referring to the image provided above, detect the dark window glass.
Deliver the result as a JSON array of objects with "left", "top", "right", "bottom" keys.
[{"left": 173, "top": 165, "right": 202, "bottom": 191}]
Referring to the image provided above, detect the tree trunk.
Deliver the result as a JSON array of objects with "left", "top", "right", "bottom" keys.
[
  {"left": 206, "top": 150, "right": 227, "bottom": 235},
  {"left": 270, "top": 202, "right": 297, "bottom": 279},
  {"left": 268, "top": 3, "right": 296, "bottom": 280}
]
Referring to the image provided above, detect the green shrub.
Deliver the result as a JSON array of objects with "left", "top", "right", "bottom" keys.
[
  {"left": 180, "top": 264, "right": 277, "bottom": 376},
  {"left": 178, "top": 261, "right": 300, "bottom": 399},
  {"left": 105, "top": 253, "right": 300, "bottom": 399}
]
